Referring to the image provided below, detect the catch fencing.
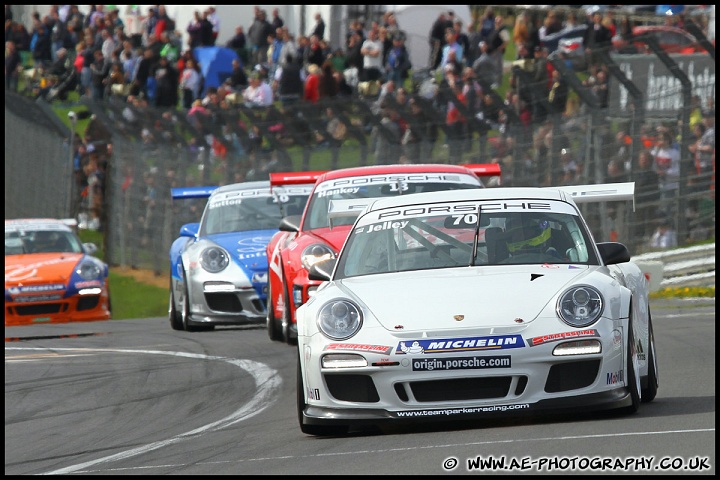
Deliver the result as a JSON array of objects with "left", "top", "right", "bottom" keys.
[{"left": 4, "top": 44, "right": 715, "bottom": 275}]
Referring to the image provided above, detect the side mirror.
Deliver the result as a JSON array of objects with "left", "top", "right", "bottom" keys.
[
  {"left": 83, "top": 242, "right": 98, "bottom": 255},
  {"left": 597, "top": 242, "right": 631, "bottom": 265},
  {"left": 180, "top": 223, "right": 200, "bottom": 238},
  {"left": 308, "top": 258, "right": 337, "bottom": 281},
  {"left": 279, "top": 215, "right": 301, "bottom": 232}
]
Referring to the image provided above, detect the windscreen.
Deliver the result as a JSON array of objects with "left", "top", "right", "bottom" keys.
[
  {"left": 200, "top": 186, "right": 310, "bottom": 235},
  {"left": 334, "top": 200, "right": 598, "bottom": 279},
  {"left": 5, "top": 229, "right": 83, "bottom": 255},
  {"left": 303, "top": 173, "right": 482, "bottom": 230}
]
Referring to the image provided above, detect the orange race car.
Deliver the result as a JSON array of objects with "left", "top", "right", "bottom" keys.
[{"left": 5, "top": 218, "right": 111, "bottom": 326}]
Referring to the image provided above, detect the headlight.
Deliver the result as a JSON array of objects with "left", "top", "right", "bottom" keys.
[
  {"left": 76, "top": 260, "right": 101, "bottom": 280},
  {"left": 200, "top": 246, "right": 230, "bottom": 273},
  {"left": 317, "top": 300, "right": 362, "bottom": 340},
  {"left": 301, "top": 243, "right": 335, "bottom": 271},
  {"left": 556, "top": 286, "right": 604, "bottom": 327}
]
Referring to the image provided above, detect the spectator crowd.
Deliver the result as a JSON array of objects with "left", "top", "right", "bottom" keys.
[{"left": 5, "top": 5, "right": 715, "bottom": 247}]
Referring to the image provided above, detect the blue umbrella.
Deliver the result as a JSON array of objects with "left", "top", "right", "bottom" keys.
[
  {"left": 193, "top": 46, "right": 240, "bottom": 96},
  {"left": 655, "top": 5, "right": 685, "bottom": 16}
]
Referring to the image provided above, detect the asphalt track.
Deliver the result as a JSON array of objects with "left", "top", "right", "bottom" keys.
[{"left": 4, "top": 298, "right": 715, "bottom": 475}]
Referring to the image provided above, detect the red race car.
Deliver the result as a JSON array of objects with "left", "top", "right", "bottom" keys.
[{"left": 265, "top": 163, "right": 501, "bottom": 345}]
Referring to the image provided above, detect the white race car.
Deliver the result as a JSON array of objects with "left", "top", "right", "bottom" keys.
[{"left": 295, "top": 182, "right": 658, "bottom": 436}]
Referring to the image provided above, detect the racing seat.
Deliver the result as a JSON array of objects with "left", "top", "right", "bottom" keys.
[
  {"left": 284, "top": 204, "right": 304, "bottom": 217},
  {"left": 484, "top": 227, "right": 509, "bottom": 264},
  {"left": 52, "top": 235, "right": 73, "bottom": 252}
]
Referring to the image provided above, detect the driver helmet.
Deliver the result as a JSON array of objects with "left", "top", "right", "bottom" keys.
[
  {"left": 506, "top": 216, "right": 552, "bottom": 254},
  {"left": 32, "top": 230, "right": 60, "bottom": 252}
]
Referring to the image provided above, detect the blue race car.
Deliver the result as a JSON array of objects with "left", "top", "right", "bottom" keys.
[{"left": 168, "top": 173, "right": 315, "bottom": 331}]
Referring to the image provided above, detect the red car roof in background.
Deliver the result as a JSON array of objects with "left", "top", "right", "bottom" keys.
[{"left": 316, "top": 163, "right": 501, "bottom": 182}]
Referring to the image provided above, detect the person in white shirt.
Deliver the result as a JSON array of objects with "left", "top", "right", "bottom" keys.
[
  {"left": 207, "top": 6, "right": 220, "bottom": 43},
  {"left": 179, "top": 58, "right": 202, "bottom": 109},
  {"left": 360, "top": 29, "right": 383, "bottom": 82},
  {"left": 650, "top": 131, "right": 680, "bottom": 217},
  {"left": 440, "top": 28, "right": 464, "bottom": 71},
  {"left": 650, "top": 220, "right": 677, "bottom": 249},
  {"left": 243, "top": 72, "right": 274, "bottom": 107}
]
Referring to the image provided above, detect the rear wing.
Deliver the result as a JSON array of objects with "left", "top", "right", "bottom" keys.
[
  {"left": 464, "top": 163, "right": 502, "bottom": 178},
  {"left": 556, "top": 182, "right": 635, "bottom": 211},
  {"left": 171, "top": 186, "right": 219, "bottom": 200},
  {"left": 269, "top": 171, "right": 327, "bottom": 186},
  {"left": 60, "top": 218, "right": 78, "bottom": 228},
  {"left": 328, "top": 199, "right": 374, "bottom": 228},
  {"left": 60, "top": 218, "right": 78, "bottom": 233}
]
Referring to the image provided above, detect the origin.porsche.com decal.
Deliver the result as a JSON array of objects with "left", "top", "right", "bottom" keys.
[
  {"left": 527, "top": 329, "right": 600, "bottom": 347},
  {"left": 395, "top": 334, "right": 524, "bottom": 355}
]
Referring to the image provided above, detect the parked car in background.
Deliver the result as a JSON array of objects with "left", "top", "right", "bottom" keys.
[
  {"left": 266, "top": 163, "right": 501, "bottom": 345},
  {"left": 613, "top": 25, "right": 704, "bottom": 54},
  {"left": 5, "top": 218, "right": 111, "bottom": 326},
  {"left": 295, "top": 182, "right": 658, "bottom": 436},
  {"left": 543, "top": 24, "right": 588, "bottom": 57},
  {"left": 168, "top": 173, "right": 314, "bottom": 331},
  {"left": 545, "top": 22, "right": 706, "bottom": 70},
  {"left": 542, "top": 25, "right": 588, "bottom": 71}
]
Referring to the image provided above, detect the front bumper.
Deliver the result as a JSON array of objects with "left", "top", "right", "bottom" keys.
[
  {"left": 302, "top": 388, "right": 631, "bottom": 426},
  {"left": 5, "top": 289, "right": 111, "bottom": 326},
  {"left": 186, "top": 280, "right": 267, "bottom": 326},
  {"left": 299, "top": 319, "right": 628, "bottom": 427}
]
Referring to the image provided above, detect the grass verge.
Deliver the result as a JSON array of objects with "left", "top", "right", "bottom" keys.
[{"left": 109, "top": 270, "right": 168, "bottom": 320}]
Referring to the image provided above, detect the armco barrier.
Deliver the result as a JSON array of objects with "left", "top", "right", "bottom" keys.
[{"left": 632, "top": 244, "right": 716, "bottom": 291}]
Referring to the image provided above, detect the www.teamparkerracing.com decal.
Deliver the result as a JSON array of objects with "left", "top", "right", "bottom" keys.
[{"left": 393, "top": 403, "right": 530, "bottom": 418}]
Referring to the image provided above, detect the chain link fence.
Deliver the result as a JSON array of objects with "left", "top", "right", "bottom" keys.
[{"left": 5, "top": 46, "right": 715, "bottom": 275}]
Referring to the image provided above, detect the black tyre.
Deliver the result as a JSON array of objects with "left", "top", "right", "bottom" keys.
[
  {"left": 267, "top": 282, "right": 284, "bottom": 341},
  {"left": 180, "top": 269, "right": 201, "bottom": 332},
  {"left": 623, "top": 320, "right": 642, "bottom": 414},
  {"left": 297, "top": 349, "right": 348, "bottom": 436},
  {"left": 169, "top": 278, "right": 184, "bottom": 331},
  {"left": 180, "top": 272, "right": 191, "bottom": 331},
  {"left": 283, "top": 284, "right": 298, "bottom": 346},
  {"left": 641, "top": 313, "right": 659, "bottom": 403},
  {"left": 181, "top": 271, "right": 214, "bottom": 332}
]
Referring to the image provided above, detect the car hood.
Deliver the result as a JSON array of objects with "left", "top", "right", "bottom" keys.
[
  {"left": 338, "top": 265, "right": 593, "bottom": 330},
  {"left": 5, "top": 252, "right": 84, "bottom": 287},
  {"left": 206, "top": 230, "right": 277, "bottom": 272},
  {"left": 302, "top": 226, "right": 354, "bottom": 253}
]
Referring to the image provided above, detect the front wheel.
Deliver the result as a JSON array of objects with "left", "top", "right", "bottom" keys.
[
  {"left": 641, "top": 313, "right": 659, "bottom": 403},
  {"left": 623, "top": 320, "right": 642, "bottom": 414},
  {"left": 267, "top": 282, "right": 284, "bottom": 342},
  {"left": 283, "top": 284, "right": 297, "bottom": 346},
  {"left": 180, "top": 270, "right": 211, "bottom": 332},
  {"left": 169, "top": 279, "right": 183, "bottom": 331},
  {"left": 296, "top": 349, "right": 348, "bottom": 436}
]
